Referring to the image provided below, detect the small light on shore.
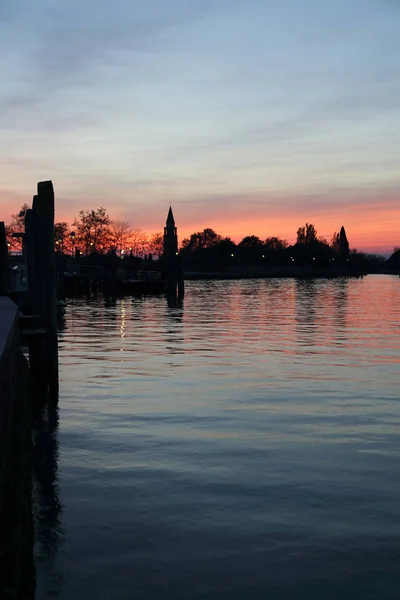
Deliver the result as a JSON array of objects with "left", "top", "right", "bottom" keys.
[{"left": 231, "top": 253, "right": 234, "bottom": 257}]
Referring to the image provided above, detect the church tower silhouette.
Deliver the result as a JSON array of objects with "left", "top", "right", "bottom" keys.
[
  {"left": 163, "top": 207, "right": 183, "bottom": 298},
  {"left": 163, "top": 206, "right": 178, "bottom": 259}
]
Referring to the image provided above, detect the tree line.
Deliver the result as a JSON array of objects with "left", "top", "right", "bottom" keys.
[
  {"left": 5, "top": 204, "right": 396, "bottom": 269},
  {"left": 5, "top": 205, "right": 163, "bottom": 258},
  {"left": 180, "top": 223, "right": 390, "bottom": 270}
]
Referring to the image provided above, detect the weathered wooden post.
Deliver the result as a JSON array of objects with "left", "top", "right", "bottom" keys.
[
  {"left": 31, "top": 181, "right": 58, "bottom": 404},
  {"left": 23, "top": 206, "right": 47, "bottom": 405},
  {"left": 24, "top": 209, "right": 35, "bottom": 308},
  {"left": 0, "top": 222, "right": 9, "bottom": 295},
  {"left": 177, "top": 256, "right": 184, "bottom": 300}
]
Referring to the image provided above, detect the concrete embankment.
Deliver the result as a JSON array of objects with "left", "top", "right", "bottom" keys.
[{"left": 0, "top": 297, "right": 35, "bottom": 599}]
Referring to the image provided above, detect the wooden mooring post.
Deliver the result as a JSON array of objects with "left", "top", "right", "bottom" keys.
[
  {"left": 177, "top": 261, "right": 184, "bottom": 299},
  {"left": 23, "top": 181, "right": 59, "bottom": 407},
  {"left": 0, "top": 222, "right": 9, "bottom": 296}
]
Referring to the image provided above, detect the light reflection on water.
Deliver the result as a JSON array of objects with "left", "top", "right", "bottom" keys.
[{"left": 34, "top": 276, "right": 400, "bottom": 599}]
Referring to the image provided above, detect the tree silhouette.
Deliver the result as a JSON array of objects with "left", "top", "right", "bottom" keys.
[
  {"left": 237, "top": 236, "right": 263, "bottom": 262},
  {"left": 262, "top": 237, "right": 289, "bottom": 265},
  {"left": 264, "top": 237, "right": 288, "bottom": 251},
  {"left": 110, "top": 220, "right": 133, "bottom": 255},
  {"left": 238, "top": 235, "right": 263, "bottom": 250},
  {"left": 72, "top": 207, "right": 113, "bottom": 254},
  {"left": 54, "top": 222, "right": 71, "bottom": 253},
  {"left": 339, "top": 226, "right": 350, "bottom": 260},
  {"left": 212, "top": 237, "right": 236, "bottom": 255},
  {"left": 181, "top": 228, "right": 222, "bottom": 252},
  {"left": 129, "top": 228, "right": 149, "bottom": 257},
  {"left": 6, "top": 203, "right": 30, "bottom": 251},
  {"left": 331, "top": 231, "right": 340, "bottom": 253},
  {"left": 148, "top": 232, "right": 163, "bottom": 259},
  {"left": 292, "top": 222, "right": 337, "bottom": 265},
  {"left": 387, "top": 248, "right": 400, "bottom": 270},
  {"left": 296, "top": 223, "right": 318, "bottom": 245}
]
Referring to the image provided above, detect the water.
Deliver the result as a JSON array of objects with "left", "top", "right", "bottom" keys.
[{"left": 34, "top": 276, "right": 400, "bottom": 599}]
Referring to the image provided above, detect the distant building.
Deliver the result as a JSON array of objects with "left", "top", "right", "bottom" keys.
[
  {"left": 163, "top": 207, "right": 184, "bottom": 296},
  {"left": 163, "top": 206, "right": 178, "bottom": 260}
]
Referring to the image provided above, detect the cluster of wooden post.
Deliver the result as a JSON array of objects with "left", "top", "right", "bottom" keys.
[
  {"left": 165, "top": 256, "right": 185, "bottom": 299},
  {"left": 24, "top": 181, "right": 59, "bottom": 406}
]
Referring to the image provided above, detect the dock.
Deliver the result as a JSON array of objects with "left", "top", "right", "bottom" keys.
[
  {"left": 0, "top": 179, "right": 64, "bottom": 598},
  {"left": 0, "top": 297, "right": 35, "bottom": 598}
]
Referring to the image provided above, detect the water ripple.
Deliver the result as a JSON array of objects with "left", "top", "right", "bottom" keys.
[{"left": 35, "top": 276, "right": 400, "bottom": 600}]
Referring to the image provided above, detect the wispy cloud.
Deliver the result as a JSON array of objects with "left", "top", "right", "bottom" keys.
[{"left": 1, "top": 0, "right": 399, "bottom": 254}]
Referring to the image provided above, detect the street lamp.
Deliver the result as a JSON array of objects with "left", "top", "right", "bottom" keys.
[{"left": 70, "top": 231, "right": 76, "bottom": 256}]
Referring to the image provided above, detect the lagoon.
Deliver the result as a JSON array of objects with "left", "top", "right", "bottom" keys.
[{"left": 34, "top": 276, "right": 400, "bottom": 599}]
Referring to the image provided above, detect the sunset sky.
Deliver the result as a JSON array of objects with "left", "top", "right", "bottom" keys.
[{"left": 1, "top": 0, "right": 399, "bottom": 253}]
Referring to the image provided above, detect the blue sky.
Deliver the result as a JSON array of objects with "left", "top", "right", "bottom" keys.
[{"left": 1, "top": 0, "right": 399, "bottom": 250}]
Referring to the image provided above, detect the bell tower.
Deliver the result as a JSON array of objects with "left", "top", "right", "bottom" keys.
[
  {"left": 162, "top": 207, "right": 183, "bottom": 298},
  {"left": 163, "top": 206, "right": 178, "bottom": 259}
]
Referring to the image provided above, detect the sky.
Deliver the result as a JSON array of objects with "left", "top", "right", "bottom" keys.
[{"left": 1, "top": 0, "right": 399, "bottom": 253}]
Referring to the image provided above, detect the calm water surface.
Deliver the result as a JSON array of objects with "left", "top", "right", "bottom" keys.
[{"left": 34, "top": 276, "right": 400, "bottom": 599}]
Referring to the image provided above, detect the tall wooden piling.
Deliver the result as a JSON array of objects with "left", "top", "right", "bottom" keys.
[
  {"left": 24, "top": 209, "right": 35, "bottom": 309},
  {"left": 177, "top": 257, "right": 185, "bottom": 299},
  {"left": 0, "top": 222, "right": 9, "bottom": 296},
  {"left": 24, "top": 206, "right": 46, "bottom": 404},
  {"left": 31, "top": 181, "right": 58, "bottom": 404}
]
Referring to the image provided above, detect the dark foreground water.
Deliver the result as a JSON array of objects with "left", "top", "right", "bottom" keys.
[{"left": 34, "top": 276, "right": 400, "bottom": 599}]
